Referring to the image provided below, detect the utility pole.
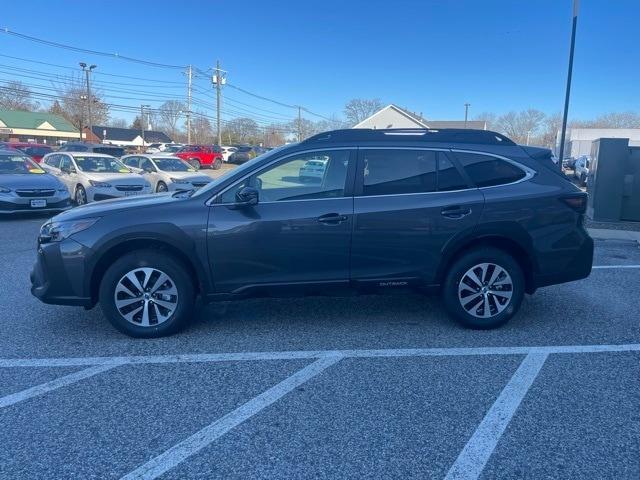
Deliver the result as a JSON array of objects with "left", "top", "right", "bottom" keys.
[
  {"left": 80, "top": 62, "right": 96, "bottom": 141},
  {"left": 464, "top": 103, "right": 471, "bottom": 128},
  {"left": 186, "top": 65, "right": 192, "bottom": 144},
  {"left": 212, "top": 60, "right": 225, "bottom": 147},
  {"left": 141, "top": 104, "right": 150, "bottom": 150},
  {"left": 558, "top": 0, "right": 579, "bottom": 169},
  {"left": 297, "top": 106, "right": 302, "bottom": 142}
]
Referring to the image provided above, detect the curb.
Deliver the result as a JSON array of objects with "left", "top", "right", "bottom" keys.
[{"left": 587, "top": 228, "right": 640, "bottom": 244}]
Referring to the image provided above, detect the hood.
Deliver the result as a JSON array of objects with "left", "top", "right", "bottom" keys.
[
  {"left": 164, "top": 171, "right": 211, "bottom": 182},
  {"left": 82, "top": 171, "right": 148, "bottom": 185},
  {"left": 0, "top": 173, "right": 64, "bottom": 190},
  {"left": 53, "top": 192, "right": 181, "bottom": 221}
]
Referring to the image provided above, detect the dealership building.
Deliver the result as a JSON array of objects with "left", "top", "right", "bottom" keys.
[
  {"left": 0, "top": 109, "right": 80, "bottom": 144},
  {"left": 561, "top": 128, "right": 640, "bottom": 157}
]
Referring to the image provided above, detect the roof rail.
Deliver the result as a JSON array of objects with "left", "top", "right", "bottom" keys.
[{"left": 302, "top": 128, "right": 516, "bottom": 146}]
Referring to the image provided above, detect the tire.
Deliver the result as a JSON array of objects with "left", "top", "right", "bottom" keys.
[
  {"left": 188, "top": 159, "right": 201, "bottom": 170},
  {"left": 156, "top": 181, "right": 168, "bottom": 193},
  {"left": 212, "top": 157, "right": 222, "bottom": 170},
  {"left": 580, "top": 174, "right": 587, "bottom": 187},
  {"left": 75, "top": 185, "right": 87, "bottom": 205},
  {"left": 98, "top": 250, "right": 195, "bottom": 338},
  {"left": 442, "top": 247, "right": 524, "bottom": 329}
]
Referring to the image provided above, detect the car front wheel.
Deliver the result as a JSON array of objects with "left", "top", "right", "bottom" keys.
[
  {"left": 189, "top": 159, "right": 201, "bottom": 170},
  {"left": 442, "top": 248, "right": 524, "bottom": 329},
  {"left": 75, "top": 185, "right": 87, "bottom": 205},
  {"left": 156, "top": 181, "right": 168, "bottom": 192},
  {"left": 99, "top": 250, "right": 195, "bottom": 338}
]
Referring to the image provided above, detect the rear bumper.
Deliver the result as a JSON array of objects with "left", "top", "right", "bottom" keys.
[
  {"left": 532, "top": 229, "right": 594, "bottom": 289},
  {"left": 30, "top": 238, "right": 94, "bottom": 307}
]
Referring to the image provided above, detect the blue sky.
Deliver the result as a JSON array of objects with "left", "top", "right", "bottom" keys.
[{"left": 0, "top": 0, "right": 637, "bottom": 124}]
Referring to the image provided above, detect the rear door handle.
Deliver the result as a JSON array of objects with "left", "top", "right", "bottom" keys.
[
  {"left": 317, "top": 213, "right": 348, "bottom": 225},
  {"left": 441, "top": 206, "right": 472, "bottom": 219}
]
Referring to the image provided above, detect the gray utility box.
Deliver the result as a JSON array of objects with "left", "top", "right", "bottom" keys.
[{"left": 587, "top": 138, "right": 640, "bottom": 222}]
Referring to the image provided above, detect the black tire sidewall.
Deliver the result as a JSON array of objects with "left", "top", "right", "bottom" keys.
[
  {"left": 75, "top": 185, "right": 86, "bottom": 205},
  {"left": 99, "top": 250, "right": 194, "bottom": 338},
  {"left": 156, "top": 181, "right": 168, "bottom": 192},
  {"left": 189, "top": 159, "right": 200, "bottom": 170},
  {"left": 213, "top": 158, "right": 222, "bottom": 170},
  {"left": 443, "top": 248, "right": 524, "bottom": 329}
]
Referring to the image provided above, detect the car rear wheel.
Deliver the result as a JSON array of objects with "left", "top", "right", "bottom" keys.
[
  {"left": 189, "top": 159, "right": 201, "bottom": 170},
  {"left": 99, "top": 250, "right": 195, "bottom": 338},
  {"left": 75, "top": 185, "right": 87, "bottom": 205},
  {"left": 212, "top": 157, "right": 222, "bottom": 170},
  {"left": 442, "top": 248, "right": 524, "bottom": 329},
  {"left": 156, "top": 181, "right": 168, "bottom": 192}
]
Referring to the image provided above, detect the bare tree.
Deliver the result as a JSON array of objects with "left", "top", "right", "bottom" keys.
[
  {"left": 344, "top": 98, "right": 384, "bottom": 126},
  {"left": 107, "top": 118, "right": 128, "bottom": 128},
  {"left": 473, "top": 112, "right": 498, "bottom": 131},
  {"left": 52, "top": 77, "right": 109, "bottom": 136},
  {"left": 157, "top": 100, "right": 186, "bottom": 139},
  {"left": 495, "top": 109, "right": 546, "bottom": 144},
  {"left": 223, "top": 117, "right": 260, "bottom": 143},
  {"left": 0, "top": 80, "right": 40, "bottom": 111},
  {"left": 192, "top": 112, "right": 214, "bottom": 144},
  {"left": 573, "top": 111, "right": 640, "bottom": 129}
]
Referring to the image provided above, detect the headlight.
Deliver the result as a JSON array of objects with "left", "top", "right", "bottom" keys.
[
  {"left": 0, "top": 185, "right": 11, "bottom": 193},
  {"left": 39, "top": 218, "right": 100, "bottom": 243},
  {"left": 89, "top": 180, "right": 112, "bottom": 188},
  {"left": 170, "top": 177, "right": 190, "bottom": 184}
]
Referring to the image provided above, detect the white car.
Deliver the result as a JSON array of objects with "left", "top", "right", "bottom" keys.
[
  {"left": 573, "top": 155, "right": 590, "bottom": 186},
  {"left": 298, "top": 156, "right": 329, "bottom": 182},
  {"left": 145, "top": 143, "right": 179, "bottom": 154},
  {"left": 41, "top": 152, "right": 152, "bottom": 205},
  {"left": 121, "top": 154, "right": 212, "bottom": 192},
  {"left": 220, "top": 146, "right": 237, "bottom": 162}
]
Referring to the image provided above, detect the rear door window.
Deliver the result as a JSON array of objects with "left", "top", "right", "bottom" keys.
[
  {"left": 361, "top": 149, "right": 437, "bottom": 196},
  {"left": 454, "top": 152, "right": 526, "bottom": 187},
  {"left": 437, "top": 155, "right": 468, "bottom": 191}
]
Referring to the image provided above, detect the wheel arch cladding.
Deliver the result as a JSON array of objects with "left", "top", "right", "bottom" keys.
[
  {"left": 89, "top": 238, "right": 204, "bottom": 304},
  {"left": 438, "top": 234, "right": 536, "bottom": 294}
]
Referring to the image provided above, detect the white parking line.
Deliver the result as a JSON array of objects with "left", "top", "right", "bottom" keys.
[
  {"left": 120, "top": 355, "right": 342, "bottom": 480},
  {"left": 444, "top": 352, "right": 548, "bottom": 480},
  {"left": 1, "top": 343, "right": 638, "bottom": 368},
  {"left": 592, "top": 264, "right": 640, "bottom": 269},
  {"left": 0, "top": 363, "right": 122, "bottom": 409}
]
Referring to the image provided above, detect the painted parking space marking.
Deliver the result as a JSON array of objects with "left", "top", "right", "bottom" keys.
[
  {"left": 1, "top": 343, "right": 639, "bottom": 368},
  {"left": 120, "top": 355, "right": 342, "bottom": 480},
  {"left": 0, "top": 363, "right": 123, "bottom": 409},
  {"left": 444, "top": 352, "right": 548, "bottom": 480}
]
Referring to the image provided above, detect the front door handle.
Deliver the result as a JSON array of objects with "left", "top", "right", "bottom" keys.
[
  {"left": 317, "top": 213, "right": 348, "bottom": 225},
  {"left": 441, "top": 206, "right": 472, "bottom": 219}
]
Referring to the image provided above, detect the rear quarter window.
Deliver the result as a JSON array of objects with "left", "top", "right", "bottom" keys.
[{"left": 454, "top": 152, "right": 526, "bottom": 187}]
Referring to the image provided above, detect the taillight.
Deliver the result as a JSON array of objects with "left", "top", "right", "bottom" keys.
[{"left": 560, "top": 193, "right": 587, "bottom": 214}]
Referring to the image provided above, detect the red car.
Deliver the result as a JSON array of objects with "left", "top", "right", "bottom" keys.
[
  {"left": 175, "top": 145, "right": 223, "bottom": 170},
  {"left": 2, "top": 142, "right": 54, "bottom": 163}
]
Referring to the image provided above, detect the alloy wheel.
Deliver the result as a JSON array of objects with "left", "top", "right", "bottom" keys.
[
  {"left": 457, "top": 263, "right": 513, "bottom": 318},
  {"left": 114, "top": 267, "right": 179, "bottom": 327}
]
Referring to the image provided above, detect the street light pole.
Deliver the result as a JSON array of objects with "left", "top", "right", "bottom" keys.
[
  {"left": 464, "top": 103, "right": 471, "bottom": 128},
  {"left": 141, "top": 104, "right": 150, "bottom": 151},
  {"left": 80, "top": 62, "right": 96, "bottom": 141},
  {"left": 558, "top": 0, "right": 579, "bottom": 168}
]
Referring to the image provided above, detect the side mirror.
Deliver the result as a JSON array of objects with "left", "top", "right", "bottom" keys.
[
  {"left": 144, "top": 167, "right": 155, "bottom": 173},
  {"left": 234, "top": 186, "right": 259, "bottom": 207},
  {"left": 60, "top": 166, "right": 72, "bottom": 174}
]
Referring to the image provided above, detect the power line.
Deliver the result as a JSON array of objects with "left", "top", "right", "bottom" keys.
[{"left": 1, "top": 27, "right": 186, "bottom": 69}]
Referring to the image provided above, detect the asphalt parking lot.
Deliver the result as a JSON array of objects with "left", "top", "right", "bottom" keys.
[{"left": 1, "top": 215, "right": 639, "bottom": 479}]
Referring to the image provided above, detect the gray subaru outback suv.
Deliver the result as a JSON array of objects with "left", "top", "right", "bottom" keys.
[{"left": 31, "top": 129, "right": 593, "bottom": 337}]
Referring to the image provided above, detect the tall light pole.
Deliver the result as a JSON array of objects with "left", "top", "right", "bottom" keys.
[
  {"left": 140, "top": 104, "right": 150, "bottom": 150},
  {"left": 464, "top": 103, "right": 471, "bottom": 128},
  {"left": 558, "top": 0, "right": 579, "bottom": 168},
  {"left": 80, "top": 62, "right": 96, "bottom": 141},
  {"left": 212, "top": 61, "right": 226, "bottom": 147}
]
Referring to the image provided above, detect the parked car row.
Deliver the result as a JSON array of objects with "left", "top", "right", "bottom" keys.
[{"left": 0, "top": 147, "right": 214, "bottom": 214}]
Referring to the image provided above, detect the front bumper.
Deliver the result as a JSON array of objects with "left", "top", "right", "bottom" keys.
[
  {"left": 0, "top": 194, "right": 72, "bottom": 214},
  {"left": 30, "top": 238, "right": 94, "bottom": 307},
  {"left": 87, "top": 186, "right": 152, "bottom": 202}
]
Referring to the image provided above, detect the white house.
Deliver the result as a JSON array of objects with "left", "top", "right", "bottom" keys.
[{"left": 353, "top": 104, "right": 487, "bottom": 130}]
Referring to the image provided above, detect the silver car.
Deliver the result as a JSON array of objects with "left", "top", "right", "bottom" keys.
[
  {"left": 0, "top": 149, "right": 71, "bottom": 214},
  {"left": 121, "top": 155, "right": 212, "bottom": 192},
  {"left": 41, "top": 152, "right": 152, "bottom": 205}
]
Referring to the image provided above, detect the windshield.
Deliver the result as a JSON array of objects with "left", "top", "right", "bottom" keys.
[
  {"left": 191, "top": 144, "right": 290, "bottom": 198},
  {"left": 152, "top": 157, "right": 194, "bottom": 172},
  {"left": 163, "top": 145, "right": 182, "bottom": 153},
  {"left": 0, "top": 153, "right": 46, "bottom": 174},
  {"left": 74, "top": 156, "right": 131, "bottom": 173}
]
